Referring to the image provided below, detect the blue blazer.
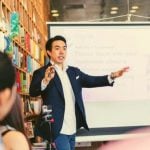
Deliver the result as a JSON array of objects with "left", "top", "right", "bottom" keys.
[{"left": 29, "top": 63, "right": 113, "bottom": 140}]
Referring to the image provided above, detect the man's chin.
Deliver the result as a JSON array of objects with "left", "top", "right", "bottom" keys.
[{"left": 57, "top": 61, "right": 64, "bottom": 64}]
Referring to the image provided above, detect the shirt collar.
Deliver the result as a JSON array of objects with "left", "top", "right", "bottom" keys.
[{"left": 50, "top": 60, "right": 68, "bottom": 71}]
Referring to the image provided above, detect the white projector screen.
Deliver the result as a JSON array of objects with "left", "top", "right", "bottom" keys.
[{"left": 47, "top": 23, "right": 150, "bottom": 102}]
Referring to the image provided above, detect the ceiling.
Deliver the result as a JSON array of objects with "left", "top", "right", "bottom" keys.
[{"left": 50, "top": 0, "right": 150, "bottom": 22}]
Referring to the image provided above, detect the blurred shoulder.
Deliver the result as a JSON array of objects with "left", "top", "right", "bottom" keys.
[{"left": 3, "top": 130, "right": 29, "bottom": 150}]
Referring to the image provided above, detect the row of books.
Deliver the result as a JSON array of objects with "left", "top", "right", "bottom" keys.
[
  {"left": 19, "top": 26, "right": 45, "bottom": 65},
  {"left": 13, "top": 45, "right": 41, "bottom": 73},
  {"left": 20, "top": 27, "right": 30, "bottom": 50},
  {"left": 21, "top": 96, "right": 42, "bottom": 118},
  {"left": 20, "top": 26, "right": 41, "bottom": 60},
  {"left": 0, "top": 1, "right": 45, "bottom": 67},
  {"left": 16, "top": 71, "right": 30, "bottom": 93},
  {"left": 19, "top": 96, "right": 34, "bottom": 138},
  {"left": 0, "top": 10, "right": 43, "bottom": 58},
  {"left": 21, "top": 96, "right": 42, "bottom": 138}
]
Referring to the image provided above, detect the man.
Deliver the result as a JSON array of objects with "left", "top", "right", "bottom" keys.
[
  {"left": 30, "top": 35, "right": 128, "bottom": 150},
  {"left": 0, "top": 52, "right": 17, "bottom": 149}
]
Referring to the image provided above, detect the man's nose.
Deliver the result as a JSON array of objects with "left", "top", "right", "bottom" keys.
[{"left": 60, "top": 49, "right": 65, "bottom": 54}]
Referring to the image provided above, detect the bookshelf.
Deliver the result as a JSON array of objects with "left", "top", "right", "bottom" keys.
[{"left": 0, "top": 0, "right": 49, "bottom": 139}]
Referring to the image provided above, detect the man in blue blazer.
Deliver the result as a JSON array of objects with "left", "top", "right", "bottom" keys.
[{"left": 29, "top": 35, "right": 128, "bottom": 150}]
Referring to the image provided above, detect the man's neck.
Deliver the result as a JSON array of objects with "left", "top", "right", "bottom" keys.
[
  {"left": 50, "top": 60, "right": 68, "bottom": 71},
  {"left": 50, "top": 60, "right": 63, "bottom": 70}
]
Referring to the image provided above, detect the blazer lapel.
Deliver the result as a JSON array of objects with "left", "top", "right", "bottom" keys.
[
  {"left": 47, "top": 62, "right": 64, "bottom": 98},
  {"left": 66, "top": 67, "right": 78, "bottom": 97},
  {"left": 53, "top": 72, "right": 64, "bottom": 98}
]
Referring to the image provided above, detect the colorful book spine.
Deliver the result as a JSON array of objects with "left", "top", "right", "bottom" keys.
[
  {"left": 16, "top": 70, "right": 21, "bottom": 92},
  {"left": 25, "top": 33, "right": 30, "bottom": 51}
]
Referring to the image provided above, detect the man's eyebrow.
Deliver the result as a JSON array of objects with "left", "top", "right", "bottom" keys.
[{"left": 54, "top": 45, "right": 67, "bottom": 48}]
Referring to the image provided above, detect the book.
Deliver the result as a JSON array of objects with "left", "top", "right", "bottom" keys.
[
  {"left": 16, "top": 70, "right": 21, "bottom": 92},
  {"left": 25, "top": 33, "right": 30, "bottom": 51},
  {"left": 19, "top": 26, "right": 25, "bottom": 46},
  {"left": 24, "top": 121, "right": 34, "bottom": 138}
]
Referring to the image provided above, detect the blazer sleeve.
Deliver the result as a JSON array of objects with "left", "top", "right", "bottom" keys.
[
  {"left": 78, "top": 69, "right": 114, "bottom": 88},
  {"left": 29, "top": 69, "right": 44, "bottom": 97}
]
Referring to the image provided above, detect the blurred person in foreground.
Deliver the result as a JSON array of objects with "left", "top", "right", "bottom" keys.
[
  {"left": 98, "top": 127, "right": 150, "bottom": 150},
  {"left": 0, "top": 51, "right": 30, "bottom": 150}
]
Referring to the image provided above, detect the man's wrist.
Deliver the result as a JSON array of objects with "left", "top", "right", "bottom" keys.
[{"left": 110, "top": 72, "right": 116, "bottom": 80}]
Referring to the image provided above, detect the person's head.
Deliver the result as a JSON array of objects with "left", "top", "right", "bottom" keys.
[
  {"left": 45, "top": 35, "right": 67, "bottom": 67},
  {"left": 0, "top": 52, "right": 16, "bottom": 121}
]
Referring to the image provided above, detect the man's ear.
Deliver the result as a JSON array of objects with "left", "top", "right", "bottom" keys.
[{"left": 47, "top": 50, "right": 51, "bottom": 58}]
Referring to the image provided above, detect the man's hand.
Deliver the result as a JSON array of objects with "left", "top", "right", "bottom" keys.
[
  {"left": 43, "top": 66, "right": 55, "bottom": 84},
  {"left": 110, "top": 67, "right": 129, "bottom": 80}
]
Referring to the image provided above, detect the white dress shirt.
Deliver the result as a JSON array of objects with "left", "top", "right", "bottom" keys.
[{"left": 55, "top": 65, "right": 76, "bottom": 135}]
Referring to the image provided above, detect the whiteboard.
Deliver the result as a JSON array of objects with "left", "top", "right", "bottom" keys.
[
  {"left": 47, "top": 23, "right": 150, "bottom": 102},
  {"left": 47, "top": 23, "right": 150, "bottom": 128}
]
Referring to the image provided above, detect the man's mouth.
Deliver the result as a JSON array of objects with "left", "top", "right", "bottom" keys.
[{"left": 58, "top": 56, "right": 64, "bottom": 60}]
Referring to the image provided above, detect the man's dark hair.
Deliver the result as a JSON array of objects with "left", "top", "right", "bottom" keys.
[
  {"left": 0, "top": 52, "right": 16, "bottom": 91},
  {"left": 45, "top": 35, "right": 67, "bottom": 52}
]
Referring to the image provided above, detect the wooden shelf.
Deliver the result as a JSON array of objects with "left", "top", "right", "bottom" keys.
[
  {"left": 1, "top": 0, "right": 49, "bottom": 139},
  {"left": 24, "top": 113, "right": 39, "bottom": 121},
  {"left": 19, "top": 92, "right": 30, "bottom": 96},
  {"left": 15, "top": 65, "right": 27, "bottom": 73},
  {"left": 13, "top": 37, "right": 43, "bottom": 66}
]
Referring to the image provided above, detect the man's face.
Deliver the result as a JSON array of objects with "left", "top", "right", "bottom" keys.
[
  {"left": 0, "top": 85, "right": 16, "bottom": 121},
  {"left": 47, "top": 40, "right": 67, "bottom": 66}
]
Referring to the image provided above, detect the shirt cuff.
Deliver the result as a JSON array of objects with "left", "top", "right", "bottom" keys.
[
  {"left": 107, "top": 75, "right": 114, "bottom": 84},
  {"left": 41, "top": 79, "right": 48, "bottom": 91}
]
